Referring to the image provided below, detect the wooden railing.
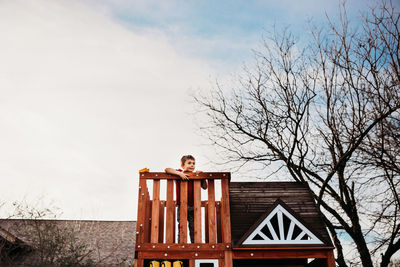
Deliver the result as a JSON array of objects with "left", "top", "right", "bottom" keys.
[{"left": 135, "top": 172, "right": 231, "bottom": 247}]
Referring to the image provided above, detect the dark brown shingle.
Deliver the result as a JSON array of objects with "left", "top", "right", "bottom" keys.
[{"left": 229, "top": 182, "right": 332, "bottom": 247}]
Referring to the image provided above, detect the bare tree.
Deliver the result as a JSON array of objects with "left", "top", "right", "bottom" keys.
[
  {"left": 195, "top": 1, "right": 399, "bottom": 266},
  {"left": 0, "top": 201, "right": 133, "bottom": 267}
]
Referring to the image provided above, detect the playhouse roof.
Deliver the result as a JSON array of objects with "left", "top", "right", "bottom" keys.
[{"left": 229, "top": 182, "right": 333, "bottom": 248}]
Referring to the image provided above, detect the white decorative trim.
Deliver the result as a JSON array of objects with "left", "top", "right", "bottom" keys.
[
  {"left": 242, "top": 204, "right": 323, "bottom": 245},
  {"left": 195, "top": 259, "right": 219, "bottom": 267}
]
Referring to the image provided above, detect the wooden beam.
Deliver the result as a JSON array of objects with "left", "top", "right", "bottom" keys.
[
  {"left": 144, "top": 192, "right": 151, "bottom": 243},
  {"left": 233, "top": 246, "right": 335, "bottom": 251},
  {"left": 221, "top": 179, "right": 231, "bottom": 244},
  {"left": 135, "top": 258, "right": 144, "bottom": 267},
  {"left": 194, "top": 180, "right": 202, "bottom": 243},
  {"left": 135, "top": 243, "right": 229, "bottom": 251},
  {"left": 141, "top": 172, "right": 230, "bottom": 180},
  {"left": 166, "top": 180, "right": 174, "bottom": 243},
  {"left": 326, "top": 250, "right": 335, "bottom": 267},
  {"left": 139, "top": 251, "right": 224, "bottom": 259},
  {"left": 224, "top": 251, "right": 233, "bottom": 267},
  {"left": 158, "top": 201, "right": 164, "bottom": 243},
  {"left": 136, "top": 178, "right": 147, "bottom": 244},
  {"left": 216, "top": 202, "right": 222, "bottom": 243},
  {"left": 232, "top": 249, "right": 332, "bottom": 259},
  {"left": 150, "top": 179, "right": 160, "bottom": 243},
  {"left": 208, "top": 179, "right": 217, "bottom": 244},
  {"left": 179, "top": 181, "right": 188, "bottom": 243}
]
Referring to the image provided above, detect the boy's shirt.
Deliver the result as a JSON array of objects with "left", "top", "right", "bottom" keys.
[{"left": 175, "top": 169, "right": 195, "bottom": 206}]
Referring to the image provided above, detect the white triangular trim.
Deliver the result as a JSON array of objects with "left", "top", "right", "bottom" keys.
[{"left": 243, "top": 204, "right": 323, "bottom": 245}]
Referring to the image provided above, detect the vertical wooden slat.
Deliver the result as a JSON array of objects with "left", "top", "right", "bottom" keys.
[
  {"left": 189, "top": 259, "right": 195, "bottom": 267},
  {"left": 179, "top": 181, "right": 188, "bottom": 243},
  {"left": 166, "top": 180, "right": 174, "bottom": 243},
  {"left": 194, "top": 180, "right": 202, "bottom": 243},
  {"left": 221, "top": 178, "right": 231, "bottom": 243},
  {"left": 150, "top": 179, "right": 160, "bottom": 243},
  {"left": 136, "top": 177, "right": 147, "bottom": 244},
  {"left": 158, "top": 201, "right": 164, "bottom": 243},
  {"left": 216, "top": 202, "right": 222, "bottom": 243},
  {"left": 207, "top": 179, "right": 216, "bottom": 243}
]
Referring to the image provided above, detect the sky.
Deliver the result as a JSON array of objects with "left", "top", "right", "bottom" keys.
[{"left": 0, "top": 0, "right": 390, "bottom": 221}]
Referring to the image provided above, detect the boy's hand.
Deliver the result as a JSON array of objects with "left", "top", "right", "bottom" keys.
[
  {"left": 179, "top": 172, "right": 189, "bottom": 180},
  {"left": 195, "top": 171, "right": 203, "bottom": 175}
]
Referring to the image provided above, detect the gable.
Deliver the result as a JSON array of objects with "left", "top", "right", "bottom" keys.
[
  {"left": 229, "top": 182, "right": 333, "bottom": 247},
  {"left": 241, "top": 201, "right": 323, "bottom": 245}
]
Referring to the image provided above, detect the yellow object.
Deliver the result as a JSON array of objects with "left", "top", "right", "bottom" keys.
[
  {"left": 139, "top": 168, "right": 150, "bottom": 173},
  {"left": 161, "top": 261, "right": 171, "bottom": 267},
  {"left": 173, "top": 261, "right": 183, "bottom": 267},
  {"left": 150, "top": 260, "right": 160, "bottom": 267}
]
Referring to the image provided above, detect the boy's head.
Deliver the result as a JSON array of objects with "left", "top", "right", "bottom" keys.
[{"left": 181, "top": 155, "right": 195, "bottom": 172}]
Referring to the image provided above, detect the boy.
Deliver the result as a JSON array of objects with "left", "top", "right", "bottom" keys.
[{"left": 165, "top": 155, "right": 207, "bottom": 243}]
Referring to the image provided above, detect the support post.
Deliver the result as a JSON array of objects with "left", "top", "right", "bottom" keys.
[
  {"left": 136, "top": 178, "right": 147, "bottom": 244},
  {"left": 224, "top": 251, "right": 233, "bottom": 267},
  {"left": 150, "top": 179, "right": 160, "bottom": 243},
  {"left": 179, "top": 181, "right": 188, "bottom": 243},
  {"left": 166, "top": 180, "right": 174, "bottom": 243},
  {"left": 327, "top": 250, "right": 336, "bottom": 267},
  {"left": 194, "top": 180, "right": 202, "bottom": 243},
  {"left": 221, "top": 179, "right": 231, "bottom": 244},
  {"left": 208, "top": 179, "right": 217, "bottom": 243}
]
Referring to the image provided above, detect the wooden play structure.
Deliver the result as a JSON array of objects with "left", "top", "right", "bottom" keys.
[{"left": 134, "top": 172, "right": 335, "bottom": 267}]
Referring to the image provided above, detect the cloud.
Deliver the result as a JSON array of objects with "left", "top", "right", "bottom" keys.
[{"left": 0, "top": 0, "right": 217, "bottom": 220}]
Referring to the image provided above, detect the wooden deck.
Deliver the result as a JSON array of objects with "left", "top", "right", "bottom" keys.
[{"left": 134, "top": 172, "right": 233, "bottom": 267}]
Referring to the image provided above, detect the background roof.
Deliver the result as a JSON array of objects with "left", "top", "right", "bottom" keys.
[{"left": 0, "top": 219, "right": 136, "bottom": 266}]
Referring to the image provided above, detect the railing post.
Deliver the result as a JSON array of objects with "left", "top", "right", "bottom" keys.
[
  {"left": 327, "top": 250, "right": 336, "bottom": 267},
  {"left": 158, "top": 201, "right": 164, "bottom": 243},
  {"left": 222, "top": 176, "right": 233, "bottom": 267},
  {"left": 166, "top": 180, "right": 174, "bottom": 243},
  {"left": 150, "top": 179, "right": 160, "bottom": 243},
  {"left": 179, "top": 181, "right": 188, "bottom": 243},
  {"left": 144, "top": 190, "right": 151, "bottom": 243},
  {"left": 194, "top": 180, "right": 202, "bottom": 243},
  {"left": 221, "top": 178, "right": 231, "bottom": 244},
  {"left": 208, "top": 179, "right": 217, "bottom": 243},
  {"left": 136, "top": 177, "right": 147, "bottom": 244},
  {"left": 216, "top": 202, "right": 222, "bottom": 243},
  {"left": 204, "top": 202, "right": 209, "bottom": 243}
]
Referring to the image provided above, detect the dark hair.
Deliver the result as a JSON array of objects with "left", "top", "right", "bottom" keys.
[{"left": 181, "top": 155, "right": 195, "bottom": 165}]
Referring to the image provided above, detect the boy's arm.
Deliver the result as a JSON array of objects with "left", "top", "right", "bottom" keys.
[
  {"left": 165, "top": 168, "right": 189, "bottom": 180},
  {"left": 195, "top": 171, "right": 208, "bottom": 189},
  {"left": 201, "top": 179, "right": 208, "bottom": 189}
]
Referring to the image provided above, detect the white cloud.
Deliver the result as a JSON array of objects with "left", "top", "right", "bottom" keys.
[{"left": 0, "top": 0, "right": 219, "bottom": 220}]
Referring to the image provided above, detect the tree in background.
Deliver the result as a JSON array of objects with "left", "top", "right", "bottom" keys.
[
  {"left": 0, "top": 201, "right": 133, "bottom": 266},
  {"left": 196, "top": 1, "right": 399, "bottom": 266},
  {"left": 0, "top": 202, "right": 97, "bottom": 267}
]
